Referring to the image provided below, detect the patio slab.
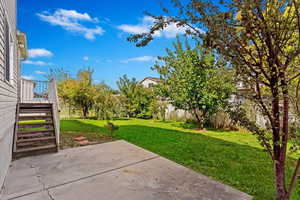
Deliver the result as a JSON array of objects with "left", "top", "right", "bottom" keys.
[{"left": 1, "top": 140, "right": 252, "bottom": 200}]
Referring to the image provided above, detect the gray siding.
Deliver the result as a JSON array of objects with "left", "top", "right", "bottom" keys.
[{"left": 0, "top": 0, "right": 18, "bottom": 190}]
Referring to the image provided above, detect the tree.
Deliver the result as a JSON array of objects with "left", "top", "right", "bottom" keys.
[
  {"left": 150, "top": 98, "right": 168, "bottom": 121},
  {"left": 117, "top": 75, "right": 154, "bottom": 118},
  {"left": 56, "top": 68, "right": 95, "bottom": 118},
  {"left": 74, "top": 67, "right": 95, "bottom": 118},
  {"left": 93, "top": 84, "right": 110, "bottom": 120},
  {"left": 133, "top": 86, "right": 154, "bottom": 119},
  {"left": 94, "top": 84, "right": 121, "bottom": 120},
  {"left": 117, "top": 75, "right": 138, "bottom": 117},
  {"left": 128, "top": 0, "right": 300, "bottom": 199},
  {"left": 57, "top": 78, "right": 79, "bottom": 116},
  {"left": 153, "top": 37, "right": 234, "bottom": 129}
]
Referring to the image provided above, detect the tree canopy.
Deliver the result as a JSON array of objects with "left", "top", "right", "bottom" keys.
[
  {"left": 128, "top": 0, "right": 300, "bottom": 199},
  {"left": 153, "top": 37, "right": 234, "bottom": 128},
  {"left": 117, "top": 75, "right": 154, "bottom": 118}
]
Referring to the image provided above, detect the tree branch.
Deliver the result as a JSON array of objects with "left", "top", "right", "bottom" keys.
[
  {"left": 287, "top": 71, "right": 300, "bottom": 83},
  {"left": 285, "top": 158, "right": 300, "bottom": 200},
  {"left": 293, "top": 0, "right": 300, "bottom": 45},
  {"left": 255, "top": 78, "right": 275, "bottom": 128}
]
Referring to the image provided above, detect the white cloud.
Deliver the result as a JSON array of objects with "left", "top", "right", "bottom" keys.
[
  {"left": 117, "top": 16, "right": 190, "bottom": 38},
  {"left": 121, "top": 56, "right": 154, "bottom": 63},
  {"left": 28, "top": 48, "right": 53, "bottom": 58},
  {"left": 21, "top": 75, "right": 34, "bottom": 80},
  {"left": 37, "top": 9, "right": 104, "bottom": 40},
  {"left": 117, "top": 24, "right": 148, "bottom": 35},
  {"left": 161, "top": 23, "right": 187, "bottom": 38},
  {"left": 83, "top": 56, "right": 89, "bottom": 61},
  {"left": 55, "top": 9, "right": 99, "bottom": 22},
  {"left": 35, "top": 70, "right": 46, "bottom": 74},
  {"left": 22, "top": 60, "right": 53, "bottom": 66}
]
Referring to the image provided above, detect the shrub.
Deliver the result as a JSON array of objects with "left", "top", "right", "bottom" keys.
[{"left": 104, "top": 121, "right": 119, "bottom": 137}]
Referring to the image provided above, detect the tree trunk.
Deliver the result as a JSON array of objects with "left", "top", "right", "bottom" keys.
[
  {"left": 95, "top": 108, "right": 100, "bottom": 120},
  {"left": 274, "top": 160, "right": 287, "bottom": 200},
  {"left": 197, "top": 119, "right": 204, "bottom": 129},
  {"left": 83, "top": 107, "right": 89, "bottom": 119},
  {"left": 270, "top": 82, "right": 287, "bottom": 200},
  {"left": 193, "top": 109, "right": 204, "bottom": 129},
  {"left": 281, "top": 77, "right": 289, "bottom": 185},
  {"left": 68, "top": 105, "right": 71, "bottom": 118}
]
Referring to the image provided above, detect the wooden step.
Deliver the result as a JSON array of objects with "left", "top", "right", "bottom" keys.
[
  {"left": 17, "top": 132, "right": 54, "bottom": 138},
  {"left": 18, "top": 115, "right": 53, "bottom": 121},
  {"left": 19, "top": 109, "right": 52, "bottom": 114},
  {"left": 18, "top": 122, "right": 53, "bottom": 128},
  {"left": 18, "top": 129, "right": 54, "bottom": 135},
  {"left": 19, "top": 103, "right": 52, "bottom": 107},
  {"left": 14, "top": 103, "right": 58, "bottom": 159},
  {"left": 15, "top": 144, "right": 57, "bottom": 153},
  {"left": 17, "top": 136, "right": 56, "bottom": 143},
  {"left": 17, "top": 140, "right": 56, "bottom": 148},
  {"left": 17, "top": 137, "right": 56, "bottom": 147}
]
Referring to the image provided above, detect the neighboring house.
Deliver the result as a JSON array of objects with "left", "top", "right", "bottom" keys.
[
  {"left": 0, "top": 0, "right": 60, "bottom": 191},
  {"left": 229, "top": 81, "right": 269, "bottom": 128},
  {"left": 140, "top": 77, "right": 161, "bottom": 88},
  {"left": 228, "top": 81, "right": 246, "bottom": 104}
]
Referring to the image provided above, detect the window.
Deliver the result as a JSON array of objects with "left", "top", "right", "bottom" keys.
[
  {"left": 4, "top": 15, "right": 13, "bottom": 84},
  {"left": 148, "top": 83, "right": 154, "bottom": 88},
  {"left": 9, "top": 35, "right": 14, "bottom": 82},
  {"left": 5, "top": 17, "right": 10, "bottom": 81}
]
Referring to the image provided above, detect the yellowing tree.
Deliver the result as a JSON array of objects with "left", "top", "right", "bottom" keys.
[{"left": 128, "top": 0, "right": 300, "bottom": 199}]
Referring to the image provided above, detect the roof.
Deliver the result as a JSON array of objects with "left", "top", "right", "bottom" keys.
[{"left": 139, "top": 77, "right": 160, "bottom": 84}]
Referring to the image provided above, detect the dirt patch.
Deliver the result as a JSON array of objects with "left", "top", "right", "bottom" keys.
[{"left": 60, "top": 131, "right": 116, "bottom": 149}]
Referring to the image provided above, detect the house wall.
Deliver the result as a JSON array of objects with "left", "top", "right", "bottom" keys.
[
  {"left": 140, "top": 79, "right": 157, "bottom": 88},
  {"left": 0, "top": 0, "right": 18, "bottom": 190}
]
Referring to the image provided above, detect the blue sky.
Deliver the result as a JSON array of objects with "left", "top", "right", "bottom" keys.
[{"left": 17, "top": 0, "right": 188, "bottom": 89}]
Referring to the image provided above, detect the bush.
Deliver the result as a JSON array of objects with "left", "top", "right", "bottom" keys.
[
  {"left": 104, "top": 121, "right": 119, "bottom": 137},
  {"left": 208, "top": 111, "right": 237, "bottom": 130}
]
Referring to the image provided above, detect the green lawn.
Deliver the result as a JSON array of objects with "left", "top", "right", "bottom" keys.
[{"left": 60, "top": 118, "right": 300, "bottom": 200}]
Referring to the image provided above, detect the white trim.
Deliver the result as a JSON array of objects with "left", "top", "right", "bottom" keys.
[{"left": 9, "top": 36, "right": 14, "bottom": 85}]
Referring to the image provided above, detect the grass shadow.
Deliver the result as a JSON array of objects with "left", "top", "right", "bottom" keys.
[
  {"left": 60, "top": 120, "right": 107, "bottom": 133},
  {"left": 114, "top": 125, "right": 299, "bottom": 200},
  {"left": 60, "top": 119, "right": 300, "bottom": 200},
  {"left": 171, "top": 121, "right": 198, "bottom": 129},
  {"left": 205, "top": 127, "right": 241, "bottom": 133}
]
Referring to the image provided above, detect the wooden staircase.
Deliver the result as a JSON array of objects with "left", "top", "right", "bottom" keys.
[{"left": 14, "top": 103, "right": 58, "bottom": 158}]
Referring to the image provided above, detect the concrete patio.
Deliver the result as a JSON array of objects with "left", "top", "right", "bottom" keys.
[{"left": 1, "top": 140, "right": 252, "bottom": 200}]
